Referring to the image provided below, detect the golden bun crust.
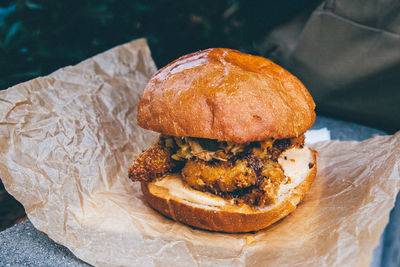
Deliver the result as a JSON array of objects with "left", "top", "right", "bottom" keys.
[
  {"left": 138, "top": 48, "right": 316, "bottom": 143},
  {"left": 141, "top": 150, "right": 317, "bottom": 233}
]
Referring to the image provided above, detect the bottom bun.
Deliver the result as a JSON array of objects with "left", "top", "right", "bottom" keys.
[{"left": 141, "top": 148, "right": 317, "bottom": 233}]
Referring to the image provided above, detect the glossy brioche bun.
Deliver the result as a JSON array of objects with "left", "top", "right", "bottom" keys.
[
  {"left": 141, "top": 149, "right": 317, "bottom": 233},
  {"left": 138, "top": 48, "right": 316, "bottom": 143}
]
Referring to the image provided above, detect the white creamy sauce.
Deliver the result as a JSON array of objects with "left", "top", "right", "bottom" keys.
[
  {"left": 277, "top": 147, "right": 312, "bottom": 197},
  {"left": 151, "top": 147, "right": 312, "bottom": 209},
  {"left": 154, "top": 176, "right": 228, "bottom": 206}
]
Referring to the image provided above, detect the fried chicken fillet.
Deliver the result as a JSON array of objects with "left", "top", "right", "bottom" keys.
[
  {"left": 128, "top": 140, "right": 178, "bottom": 182},
  {"left": 128, "top": 135, "right": 305, "bottom": 206}
]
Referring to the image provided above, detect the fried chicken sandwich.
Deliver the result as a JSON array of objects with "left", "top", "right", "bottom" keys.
[{"left": 128, "top": 48, "right": 317, "bottom": 233}]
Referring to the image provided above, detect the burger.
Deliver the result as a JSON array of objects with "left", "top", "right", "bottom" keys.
[{"left": 128, "top": 48, "right": 317, "bottom": 233}]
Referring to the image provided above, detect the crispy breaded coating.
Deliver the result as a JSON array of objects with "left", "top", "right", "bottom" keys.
[
  {"left": 128, "top": 141, "right": 177, "bottom": 182},
  {"left": 182, "top": 154, "right": 287, "bottom": 205},
  {"left": 259, "top": 161, "right": 288, "bottom": 204},
  {"left": 129, "top": 134, "right": 305, "bottom": 206},
  {"left": 270, "top": 134, "right": 305, "bottom": 159},
  {"left": 182, "top": 159, "right": 257, "bottom": 193},
  {"left": 180, "top": 135, "right": 305, "bottom": 206}
]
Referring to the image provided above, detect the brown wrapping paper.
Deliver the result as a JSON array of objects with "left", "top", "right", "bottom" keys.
[{"left": 0, "top": 38, "right": 399, "bottom": 266}]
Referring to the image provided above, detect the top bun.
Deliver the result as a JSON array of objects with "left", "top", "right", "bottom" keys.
[{"left": 138, "top": 48, "right": 315, "bottom": 143}]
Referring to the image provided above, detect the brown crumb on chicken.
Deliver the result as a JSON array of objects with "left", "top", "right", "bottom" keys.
[
  {"left": 128, "top": 134, "right": 305, "bottom": 206},
  {"left": 182, "top": 159, "right": 257, "bottom": 193},
  {"left": 128, "top": 141, "right": 178, "bottom": 182}
]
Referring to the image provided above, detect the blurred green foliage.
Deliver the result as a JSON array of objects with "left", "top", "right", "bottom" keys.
[{"left": 0, "top": 0, "right": 320, "bottom": 89}]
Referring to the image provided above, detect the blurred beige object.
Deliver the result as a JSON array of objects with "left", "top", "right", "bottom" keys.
[{"left": 0, "top": 38, "right": 399, "bottom": 266}]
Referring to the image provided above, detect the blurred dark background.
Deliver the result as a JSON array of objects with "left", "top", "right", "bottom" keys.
[
  {"left": 0, "top": 0, "right": 321, "bottom": 90},
  {"left": 1, "top": 0, "right": 399, "bottom": 230}
]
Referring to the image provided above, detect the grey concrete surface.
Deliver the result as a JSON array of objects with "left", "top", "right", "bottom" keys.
[
  {"left": 0, "top": 115, "right": 397, "bottom": 266},
  {"left": 0, "top": 220, "right": 88, "bottom": 266}
]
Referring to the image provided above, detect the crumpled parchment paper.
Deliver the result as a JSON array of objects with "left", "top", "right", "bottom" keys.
[{"left": 0, "top": 38, "right": 399, "bottom": 267}]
